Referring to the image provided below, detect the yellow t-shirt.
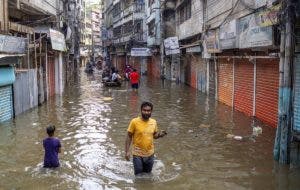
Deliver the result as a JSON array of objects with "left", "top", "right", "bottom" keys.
[{"left": 127, "top": 117, "right": 158, "bottom": 157}]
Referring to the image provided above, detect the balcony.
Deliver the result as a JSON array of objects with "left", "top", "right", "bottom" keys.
[{"left": 19, "top": 0, "right": 57, "bottom": 16}]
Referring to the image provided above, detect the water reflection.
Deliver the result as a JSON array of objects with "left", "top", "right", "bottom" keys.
[{"left": 0, "top": 69, "right": 299, "bottom": 189}]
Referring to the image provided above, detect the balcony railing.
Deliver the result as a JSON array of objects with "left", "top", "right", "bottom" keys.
[{"left": 20, "top": 0, "right": 57, "bottom": 16}]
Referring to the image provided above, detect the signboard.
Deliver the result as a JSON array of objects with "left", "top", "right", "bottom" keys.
[
  {"left": 0, "top": 35, "right": 27, "bottom": 54},
  {"left": 239, "top": 13, "right": 273, "bottom": 48},
  {"left": 164, "top": 37, "right": 180, "bottom": 55},
  {"left": 49, "top": 29, "right": 66, "bottom": 52},
  {"left": 257, "top": 4, "right": 281, "bottom": 27},
  {"left": 204, "top": 30, "right": 221, "bottom": 53},
  {"left": 219, "top": 19, "right": 238, "bottom": 50},
  {"left": 131, "top": 48, "right": 152, "bottom": 57},
  {"left": 186, "top": 45, "right": 202, "bottom": 53}
]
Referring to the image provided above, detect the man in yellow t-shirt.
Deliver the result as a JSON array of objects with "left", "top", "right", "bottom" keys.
[{"left": 125, "top": 101, "right": 167, "bottom": 175}]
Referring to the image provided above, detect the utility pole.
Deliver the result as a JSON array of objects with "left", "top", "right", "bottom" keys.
[{"left": 274, "top": 0, "right": 296, "bottom": 164}]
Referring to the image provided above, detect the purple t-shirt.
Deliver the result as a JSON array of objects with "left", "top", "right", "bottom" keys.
[{"left": 43, "top": 137, "right": 61, "bottom": 168}]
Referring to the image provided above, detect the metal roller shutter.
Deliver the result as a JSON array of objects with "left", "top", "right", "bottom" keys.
[
  {"left": 218, "top": 58, "right": 233, "bottom": 107},
  {"left": 209, "top": 60, "right": 215, "bottom": 97},
  {"left": 0, "top": 85, "right": 13, "bottom": 122},
  {"left": 234, "top": 59, "right": 254, "bottom": 116},
  {"left": 255, "top": 59, "right": 279, "bottom": 127}
]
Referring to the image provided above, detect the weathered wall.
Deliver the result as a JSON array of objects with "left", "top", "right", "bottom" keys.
[
  {"left": 206, "top": 0, "right": 254, "bottom": 29},
  {"left": 177, "top": 0, "right": 203, "bottom": 40}
]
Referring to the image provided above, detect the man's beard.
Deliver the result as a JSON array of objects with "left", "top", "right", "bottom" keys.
[{"left": 142, "top": 113, "right": 151, "bottom": 120}]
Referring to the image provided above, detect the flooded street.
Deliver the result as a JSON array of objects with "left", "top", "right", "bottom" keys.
[{"left": 0, "top": 69, "right": 299, "bottom": 190}]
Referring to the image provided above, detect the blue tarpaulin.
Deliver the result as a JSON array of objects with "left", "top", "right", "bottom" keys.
[{"left": 0, "top": 67, "right": 15, "bottom": 86}]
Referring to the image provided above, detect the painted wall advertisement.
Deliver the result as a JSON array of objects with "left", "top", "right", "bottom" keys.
[
  {"left": 239, "top": 12, "right": 273, "bottom": 49},
  {"left": 164, "top": 37, "right": 180, "bottom": 55},
  {"left": 219, "top": 19, "right": 238, "bottom": 50}
]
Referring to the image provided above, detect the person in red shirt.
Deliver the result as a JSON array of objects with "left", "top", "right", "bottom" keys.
[{"left": 129, "top": 69, "right": 140, "bottom": 91}]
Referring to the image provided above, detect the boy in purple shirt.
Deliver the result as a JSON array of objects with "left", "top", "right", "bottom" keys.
[{"left": 43, "top": 125, "right": 61, "bottom": 168}]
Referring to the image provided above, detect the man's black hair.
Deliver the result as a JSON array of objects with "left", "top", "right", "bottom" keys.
[
  {"left": 133, "top": 69, "right": 137, "bottom": 72},
  {"left": 141, "top": 101, "right": 153, "bottom": 111},
  {"left": 46, "top": 125, "right": 56, "bottom": 136}
]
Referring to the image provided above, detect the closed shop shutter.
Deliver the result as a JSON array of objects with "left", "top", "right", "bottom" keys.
[
  {"left": 190, "top": 55, "right": 197, "bottom": 89},
  {"left": 255, "top": 59, "right": 279, "bottom": 127},
  {"left": 117, "top": 56, "right": 126, "bottom": 72},
  {"left": 196, "top": 55, "right": 206, "bottom": 93},
  {"left": 184, "top": 55, "right": 191, "bottom": 85},
  {"left": 234, "top": 59, "right": 254, "bottom": 116},
  {"left": 48, "top": 56, "right": 55, "bottom": 97},
  {"left": 147, "top": 57, "right": 153, "bottom": 77},
  {"left": 218, "top": 58, "right": 233, "bottom": 106},
  {"left": 0, "top": 85, "right": 13, "bottom": 122},
  {"left": 209, "top": 60, "right": 215, "bottom": 97},
  {"left": 147, "top": 56, "right": 161, "bottom": 78},
  {"left": 293, "top": 54, "right": 300, "bottom": 131}
]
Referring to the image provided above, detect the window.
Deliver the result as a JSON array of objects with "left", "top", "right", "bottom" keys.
[
  {"left": 113, "top": 3, "right": 121, "bottom": 17},
  {"left": 123, "top": 21, "right": 133, "bottom": 35},
  {"left": 113, "top": 26, "right": 122, "bottom": 38},
  {"left": 178, "top": 0, "right": 191, "bottom": 24},
  {"left": 148, "top": 20, "right": 155, "bottom": 37}
]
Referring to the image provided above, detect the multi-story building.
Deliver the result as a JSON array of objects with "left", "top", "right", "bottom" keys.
[
  {"left": 0, "top": 0, "right": 66, "bottom": 121},
  {"left": 102, "top": 0, "right": 114, "bottom": 67},
  {"left": 106, "top": 0, "right": 147, "bottom": 73},
  {"left": 145, "top": 0, "right": 162, "bottom": 78},
  {"left": 80, "top": 0, "right": 89, "bottom": 66},
  {"left": 85, "top": 17, "right": 93, "bottom": 60},
  {"left": 91, "top": 6, "right": 102, "bottom": 63}
]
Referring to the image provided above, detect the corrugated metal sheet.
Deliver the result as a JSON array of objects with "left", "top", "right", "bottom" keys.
[
  {"left": 218, "top": 58, "right": 233, "bottom": 106},
  {"left": 0, "top": 85, "right": 13, "bottom": 122},
  {"left": 48, "top": 56, "right": 55, "bottom": 97},
  {"left": 196, "top": 55, "right": 206, "bottom": 93},
  {"left": 293, "top": 54, "right": 300, "bottom": 131},
  {"left": 209, "top": 60, "right": 216, "bottom": 97},
  {"left": 234, "top": 59, "right": 254, "bottom": 116},
  {"left": 255, "top": 58, "right": 279, "bottom": 127},
  {"left": 13, "top": 69, "right": 38, "bottom": 116}
]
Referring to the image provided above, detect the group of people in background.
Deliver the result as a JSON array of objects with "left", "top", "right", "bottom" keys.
[{"left": 102, "top": 65, "right": 140, "bottom": 90}]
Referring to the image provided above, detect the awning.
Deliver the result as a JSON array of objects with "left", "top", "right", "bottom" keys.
[
  {"left": 0, "top": 67, "right": 15, "bottom": 86},
  {"left": 0, "top": 54, "right": 26, "bottom": 66},
  {"left": 0, "top": 54, "right": 26, "bottom": 59},
  {"left": 34, "top": 27, "right": 66, "bottom": 52}
]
